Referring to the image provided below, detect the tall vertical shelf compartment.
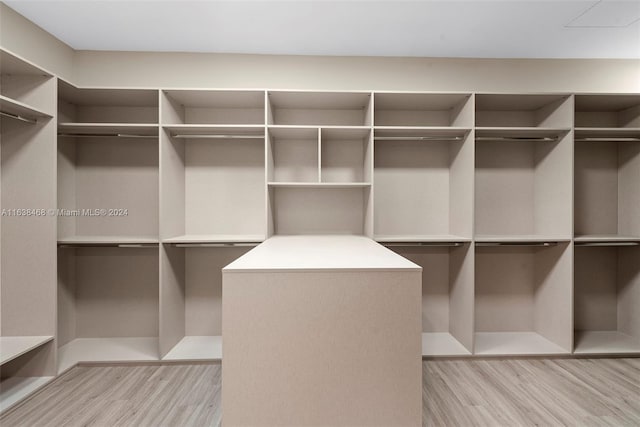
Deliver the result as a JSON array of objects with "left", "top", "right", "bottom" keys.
[
  {"left": 0, "top": 50, "right": 57, "bottom": 411},
  {"left": 573, "top": 94, "right": 640, "bottom": 354},
  {"left": 55, "top": 83, "right": 160, "bottom": 373}
]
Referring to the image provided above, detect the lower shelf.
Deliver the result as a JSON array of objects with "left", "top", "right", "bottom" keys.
[
  {"left": 57, "top": 337, "right": 159, "bottom": 374},
  {"left": 474, "top": 332, "right": 569, "bottom": 356},
  {"left": 0, "top": 336, "right": 54, "bottom": 365},
  {"left": 422, "top": 333, "right": 471, "bottom": 356},
  {"left": 0, "top": 376, "right": 54, "bottom": 413},
  {"left": 162, "top": 336, "right": 222, "bottom": 361},
  {"left": 574, "top": 331, "right": 640, "bottom": 355}
]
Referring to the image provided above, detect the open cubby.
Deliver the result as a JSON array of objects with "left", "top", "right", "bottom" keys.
[
  {"left": 574, "top": 245, "right": 640, "bottom": 354},
  {"left": 374, "top": 131, "right": 473, "bottom": 242},
  {"left": 57, "top": 135, "right": 159, "bottom": 244},
  {"left": 374, "top": 93, "right": 473, "bottom": 127},
  {"left": 162, "top": 90, "right": 264, "bottom": 125},
  {"left": 57, "top": 247, "right": 160, "bottom": 373},
  {"left": 0, "top": 50, "right": 55, "bottom": 119},
  {"left": 320, "top": 128, "right": 371, "bottom": 183},
  {"left": 160, "top": 246, "right": 252, "bottom": 360},
  {"left": 268, "top": 127, "right": 319, "bottom": 183},
  {"left": 58, "top": 81, "right": 158, "bottom": 125},
  {"left": 575, "top": 94, "right": 640, "bottom": 129},
  {"left": 475, "top": 94, "right": 572, "bottom": 128},
  {"left": 575, "top": 140, "right": 640, "bottom": 241},
  {"left": 268, "top": 186, "right": 371, "bottom": 236},
  {"left": 475, "top": 132, "right": 572, "bottom": 241},
  {"left": 474, "top": 243, "right": 572, "bottom": 355},
  {"left": 268, "top": 91, "right": 372, "bottom": 126},
  {"left": 160, "top": 129, "right": 265, "bottom": 244},
  {"left": 387, "top": 244, "right": 474, "bottom": 356}
]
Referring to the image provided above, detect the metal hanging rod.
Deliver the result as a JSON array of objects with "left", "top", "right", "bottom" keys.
[
  {"left": 171, "top": 134, "right": 264, "bottom": 139},
  {"left": 173, "top": 242, "right": 260, "bottom": 248},
  {"left": 382, "top": 242, "right": 463, "bottom": 247},
  {"left": 476, "top": 242, "right": 558, "bottom": 247},
  {"left": 58, "top": 133, "right": 157, "bottom": 139},
  {"left": 0, "top": 110, "right": 37, "bottom": 124},
  {"left": 475, "top": 136, "right": 558, "bottom": 143},
  {"left": 374, "top": 136, "right": 464, "bottom": 141},
  {"left": 575, "top": 137, "right": 640, "bottom": 142},
  {"left": 575, "top": 242, "right": 639, "bottom": 247}
]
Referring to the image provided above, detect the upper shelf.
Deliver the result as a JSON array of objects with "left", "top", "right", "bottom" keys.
[
  {"left": 268, "top": 182, "right": 371, "bottom": 188},
  {"left": 163, "top": 234, "right": 265, "bottom": 245},
  {"left": 374, "top": 126, "right": 471, "bottom": 141},
  {"left": 574, "top": 127, "right": 640, "bottom": 141},
  {"left": 162, "top": 90, "right": 265, "bottom": 125},
  {"left": 58, "top": 123, "right": 159, "bottom": 137},
  {"left": 374, "top": 93, "right": 473, "bottom": 127},
  {"left": 0, "top": 95, "right": 53, "bottom": 123},
  {"left": 475, "top": 235, "right": 572, "bottom": 245},
  {"left": 475, "top": 127, "right": 570, "bottom": 141},
  {"left": 164, "top": 124, "right": 264, "bottom": 139},
  {"left": 268, "top": 91, "right": 372, "bottom": 126},
  {"left": 58, "top": 235, "right": 159, "bottom": 246}
]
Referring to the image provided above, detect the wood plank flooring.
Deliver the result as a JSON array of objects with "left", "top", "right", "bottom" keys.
[{"left": 1, "top": 358, "right": 638, "bottom": 426}]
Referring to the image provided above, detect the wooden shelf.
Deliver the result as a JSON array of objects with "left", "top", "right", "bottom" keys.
[
  {"left": 58, "top": 236, "right": 159, "bottom": 246},
  {"left": 0, "top": 376, "right": 54, "bottom": 413},
  {"left": 162, "top": 336, "right": 222, "bottom": 361},
  {"left": 375, "top": 235, "right": 471, "bottom": 244},
  {"left": 422, "top": 333, "right": 471, "bottom": 357},
  {"left": 475, "top": 127, "right": 569, "bottom": 139},
  {"left": 268, "top": 182, "right": 371, "bottom": 188},
  {"left": 0, "top": 336, "right": 53, "bottom": 365},
  {"left": 574, "top": 127, "right": 640, "bottom": 140},
  {"left": 58, "top": 122, "right": 158, "bottom": 136},
  {"left": 574, "top": 235, "right": 640, "bottom": 244},
  {"left": 475, "top": 235, "right": 571, "bottom": 244},
  {"left": 0, "top": 94, "right": 52, "bottom": 122},
  {"left": 374, "top": 126, "right": 470, "bottom": 138},
  {"left": 474, "top": 332, "right": 569, "bottom": 356},
  {"left": 574, "top": 331, "right": 640, "bottom": 355},
  {"left": 57, "top": 337, "right": 159, "bottom": 374},
  {"left": 163, "top": 124, "right": 264, "bottom": 138},
  {"left": 163, "top": 234, "right": 264, "bottom": 245}
]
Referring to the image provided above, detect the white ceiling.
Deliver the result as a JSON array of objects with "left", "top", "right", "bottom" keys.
[{"left": 5, "top": 0, "right": 640, "bottom": 59}]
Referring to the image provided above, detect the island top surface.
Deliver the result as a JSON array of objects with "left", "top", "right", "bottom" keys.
[{"left": 223, "top": 235, "right": 421, "bottom": 272}]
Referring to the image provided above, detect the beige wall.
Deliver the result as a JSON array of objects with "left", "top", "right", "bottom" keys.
[{"left": 2, "top": 2, "right": 640, "bottom": 92}]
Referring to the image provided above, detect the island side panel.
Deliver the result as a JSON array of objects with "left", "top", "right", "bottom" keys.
[{"left": 222, "top": 269, "right": 422, "bottom": 427}]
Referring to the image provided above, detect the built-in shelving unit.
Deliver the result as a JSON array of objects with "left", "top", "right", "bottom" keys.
[
  {"left": 2, "top": 72, "right": 640, "bottom": 411},
  {"left": 1, "top": 49, "right": 57, "bottom": 414}
]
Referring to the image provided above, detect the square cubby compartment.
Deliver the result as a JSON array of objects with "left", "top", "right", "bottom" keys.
[
  {"left": 162, "top": 90, "right": 265, "bottom": 125},
  {"left": 474, "top": 243, "right": 572, "bottom": 356},
  {"left": 475, "top": 133, "right": 572, "bottom": 241},
  {"left": 574, "top": 140, "right": 640, "bottom": 242},
  {"left": 374, "top": 93, "right": 472, "bottom": 127},
  {"left": 57, "top": 247, "right": 160, "bottom": 373},
  {"left": 321, "top": 128, "right": 371, "bottom": 183},
  {"left": 574, "top": 245, "right": 640, "bottom": 355}
]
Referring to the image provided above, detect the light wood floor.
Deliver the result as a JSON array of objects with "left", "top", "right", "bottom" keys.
[{"left": 2, "top": 358, "right": 639, "bottom": 426}]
